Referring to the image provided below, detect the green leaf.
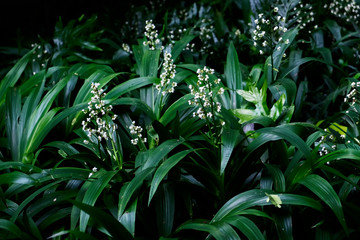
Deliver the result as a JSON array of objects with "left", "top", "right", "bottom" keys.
[
  {"left": 248, "top": 125, "right": 313, "bottom": 162},
  {"left": 139, "top": 139, "right": 185, "bottom": 171},
  {"left": 0, "top": 172, "right": 36, "bottom": 185},
  {"left": 0, "top": 162, "right": 42, "bottom": 173},
  {"left": 70, "top": 200, "right": 133, "bottom": 240},
  {"left": 23, "top": 212, "right": 42, "bottom": 240},
  {"left": 118, "top": 168, "right": 154, "bottom": 217},
  {"left": 317, "top": 48, "right": 333, "bottom": 73},
  {"left": 313, "top": 149, "right": 360, "bottom": 169},
  {"left": 231, "top": 109, "right": 258, "bottom": 124},
  {"left": 269, "top": 94, "right": 286, "bottom": 120},
  {"left": 159, "top": 94, "right": 193, "bottom": 126},
  {"left": 266, "top": 164, "right": 286, "bottom": 192},
  {"left": 298, "top": 174, "right": 348, "bottom": 233},
  {"left": 155, "top": 183, "right": 175, "bottom": 237},
  {"left": 237, "top": 87, "right": 261, "bottom": 104},
  {"left": 220, "top": 128, "right": 241, "bottom": 175},
  {"left": 119, "top": 194, "right": 137, "bottom": 237},
  {"left": 149, "top": 149, "right": 194, "bottom": 205},
  {"left": 112, "top": 97, "right": 156, "bottom": 121},
  {"left": 0, "top": 219, "right": 34, "bottom": 240},
  {"left": 171, "top": 35, "right": 196, "bottom": 61},
  {"left": 177, "top": 220, "right": 240, "bottom": 240},
  {"left": 265, "top": 28, "right": 298, "bottom": 84},
  {"left": 225, "top": 42, "right": 243, "bottom": 108},
  {"left": 225, "top": 216, "right": 265, "bottom": 240},
  {"left": 25, "top": 103, "right": 87, "bottom": 157},
  {"left": 0, "top": 47, "right": 34, "bottom": 111},
  {"left": 274, "top": 213, "right": 293, "bottom": 240},
  {"left": 74, "top": 70, "right": 121, "bottom": 105},
  {"left": 47, "top": 230, "right": 98, "bottom": 240},
  {"left": 80, "top": 170, "right": 118, "bottom": 232},
  {"left": 140, "top": 49, "right": 161, "bottom": 77},
  {"left": 249, "top": 64, "right": 263, "bottom": 84},
  {"left": 339, "top": 174, "right": 360, "bottom": 201},
  {"left": 324, "top": 20, "right": 341, "bottom": 41},
  {"left": 269, "top": 78, "right": 297, "bottom": 105},
  {"left": 10, "top": 180, "right": 63, "bottom": 222},
  {"left": 279, "top": 57, "right": 316, "bottom": 79},
  {"left": 5, "top": 87, "right": 22, "bottom": 162},
  {"left": 105, "top": 77, "right": 159, "bottom": 100},
  {"left": 212, "top": 189, "right": 323, "bottom": 223},
  {"left": 211, "top": 189, "right": 270, "bottom": 222}
]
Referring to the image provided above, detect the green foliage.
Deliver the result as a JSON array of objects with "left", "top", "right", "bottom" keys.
[{"left": 1, "top": 0, "right": 360, "bottom": 239}]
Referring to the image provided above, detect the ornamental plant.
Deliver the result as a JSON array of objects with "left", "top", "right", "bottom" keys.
[{"left": 1, "top": 0, "right": 360, "bottom": 239}]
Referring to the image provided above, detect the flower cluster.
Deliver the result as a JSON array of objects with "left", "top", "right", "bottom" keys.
[
  {"left": 168, "top": 28, "right": 187, "bottom": 47},
  {"left": 143, "top": 20, "right": 162, "bottom": 50},
  {"left": 252, "top": 8, "right": 289, "bottom": 55},
  {"left": 129, "top": 121, "right": 147, "bottom": 145},
  {"left": 122, "top": 43, "right": 132, "bottom": 54},
  {"left": 156, "top": 52, "right": 177, "bottom": 95},
  {"left": 317, "top": 129, "right": 338, "bottom": 157},
  {"left": 81, "top": 83, "right": 117, "bottom": 143},
  {"left": 325, "top": 0, "right": 360, "bottom": 24},
  {"left": 344, "top": 81, "right": 360, "bottom": 105},
  {"left": 185, "top": 42, "right": 196, "bottom": 52},
  {"left": 199, "top": 18, "right": 215, "bottom": 55},
  {"left": 293, "top": 1, "right": 317, "bottom": 33},
  {"left": 188, "top": 66, "right": 224, "bottom": 120},
  {"left": 31, "top": 43, "right": 50, "bottom": 74}
]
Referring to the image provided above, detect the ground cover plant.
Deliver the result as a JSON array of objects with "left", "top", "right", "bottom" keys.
[{"left": 1, "top": 0, "right": 360, "bottom": 239}]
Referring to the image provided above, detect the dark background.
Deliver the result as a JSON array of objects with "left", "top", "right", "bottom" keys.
[{"left": 0, "top": 1, "right": 138, "bottom": 47}]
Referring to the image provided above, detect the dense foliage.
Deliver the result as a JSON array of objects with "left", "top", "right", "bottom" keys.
[{"left": 1, "top": 0, "right": 360, "bottom": 239}]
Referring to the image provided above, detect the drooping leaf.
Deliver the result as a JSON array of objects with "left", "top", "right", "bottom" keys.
[
  {"left": 297, "top": 174, "right": 348, "bottom": 234},
  {"left": 118, "top": 168, "right": 155, "bottom": 217},
  {"left": 105, "top": 77, "right": 159, "bottom": 100},
  {"left": 70, "top": 200, "right": 133, "bottom": 240},
  {"left": 0, "top": 219, "right": 34, "bottom": 240},
  {"left": 0, "top": 47, "right": 35, "bottom": 112},
  {"left": 80, "top": 170, "right": 118, "bottom": 232},
  {"left": 225, "top": 216, "right": 265, "bottom": 240},
  {"left": 149, "top": 149, "right": 194, "bottom": 204}
]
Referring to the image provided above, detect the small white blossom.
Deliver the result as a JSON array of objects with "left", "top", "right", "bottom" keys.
[
  {"left": 81, "top": 83, "right": 118, "bottom": 144},
  {"left": 156, "top": 52, "right": 177, "bottom": 96}
]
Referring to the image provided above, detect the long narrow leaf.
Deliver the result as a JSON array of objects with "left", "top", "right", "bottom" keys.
[
  {"left": 118, "top": 168, "right": 154, "bottom": 217},
  {"left": 225, "top": 216, "right": 265, "bottom": 240},
  {"left": 70, "top": 200, "right": 133, "bottom": 240},
  {"left": 148, "top": 149, "right": 194, "bottom": 205},
  {"left": 298, "top": 174, "right": 348, "bottom": 233},
  {"left": 105, "top": 77, "right": 159, "bottom": 100},
  {"left": 225, "top": 42, "right": 243, "bottom": 109},
  {"left": 220, "top": 128, "right": 241, "bottom": 175},
  {"left": 79, "top": 170, "right": 118, "bottom": 232}
]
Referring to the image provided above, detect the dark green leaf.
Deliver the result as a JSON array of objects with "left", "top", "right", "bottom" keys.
[
  {"left": 298, "top": 174, "right": 348, "bottom": 233},
  {"left": 70, "top": 200, "right": 133, "bottom": 240},
  {"left": 80, "top": 170, "right": 118, "bottom": 231},
  {"left": 220, "top": 128, "right": 241, "bottom": 175},
  {"left": 149, "top": 149, "right": 194, "bottom": 204}
]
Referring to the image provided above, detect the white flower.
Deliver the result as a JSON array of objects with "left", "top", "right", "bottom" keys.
[{"left": 131, "top": 138, "right": 138, "bottom": 145}]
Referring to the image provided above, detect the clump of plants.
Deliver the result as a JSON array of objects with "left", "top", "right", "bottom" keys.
[{"left": 1, "top": 0, "right": 360, "bottom": 239}]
